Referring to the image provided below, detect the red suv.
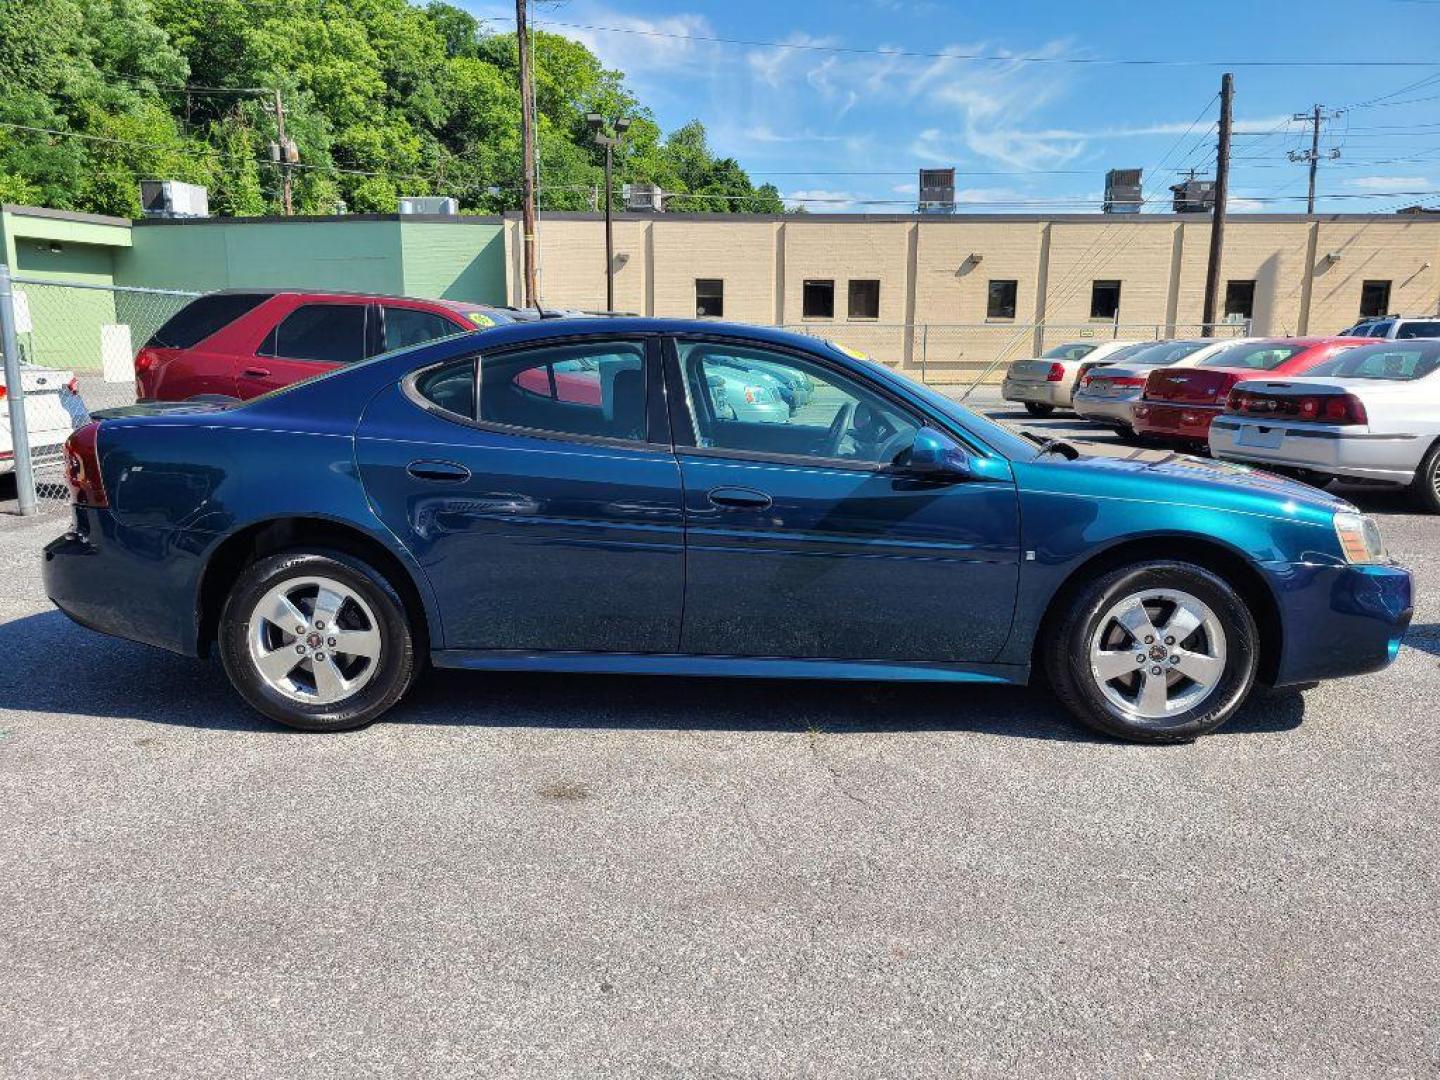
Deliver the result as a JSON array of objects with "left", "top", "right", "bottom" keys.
[
  {"left": 136, "top": 290, "right": 518, "bottom": 402},
  {"left": 1130, "top": 336, "right": 1381, "bottom": 448}
]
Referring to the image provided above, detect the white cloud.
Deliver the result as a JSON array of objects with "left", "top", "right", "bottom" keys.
[
  {"left": 1228, "top": 197, "right": 1265, "bottom": 211},
  {"left": 1346, "top": 175, "right": 1430, "bottom": 190},
  {"left": 784, "top": 188, "right": 858, "bottom": 210},
  {"left": 743, "top": 125, "right": 847, "bottom": 144}
]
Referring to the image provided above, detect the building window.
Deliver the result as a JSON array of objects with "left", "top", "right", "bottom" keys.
[
  {"left": 802, "top": 279, "right": 835, "bottom": 319},
  {"left": 1360, "top": 280, "right": 1392, "bottom": 319},
  {"left": 1090, "top": 280, "right": 1121, "bottom": 320},
  {"left": 847, "top": 280, "right": 880, "bottom": 319},
  {"left": 1224, "top": 280, "right": 1256, "bottom": 321},
  {"left": 695, "top": 279, "right": 724, "bottom": 318},
  {"left": 987, "top": 280, "right": 1018, "bottom": 320}
]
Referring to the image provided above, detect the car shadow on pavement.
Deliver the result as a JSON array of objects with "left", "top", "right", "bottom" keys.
[
  {"left": 0, "top": 609, "right": 1305, "bottom": 742},
  {"left": 1399, "top": 622, "right": 1440, "bottom": 659}
]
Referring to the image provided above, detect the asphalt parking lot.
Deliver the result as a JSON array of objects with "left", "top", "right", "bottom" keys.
[{"left": 1, "top": 394, "right": 1437, "bottom": 1078}]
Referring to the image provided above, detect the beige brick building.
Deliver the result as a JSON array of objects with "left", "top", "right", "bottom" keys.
[{"left": 505, "top": 211, "right": 1440, "bottom": 380}]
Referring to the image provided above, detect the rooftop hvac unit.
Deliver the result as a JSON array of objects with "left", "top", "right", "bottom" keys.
[
  {"left": 919, "top": 167, "right": 956, "bottom": 214},
  {"left": 1103, "top": 168, "right": 1143, "bottom": 214},
  {"left": 398, "top": 196, "right": 459, "bottom": 216},
  {"left": 1170, "top": 178, "right": 1217, "bottom": 214},
  {"left": 139, "top": 180, "right": 209, "bottom": 219},
  {"left": 624, "top": 183, "right": 664, "bottom": 212}
]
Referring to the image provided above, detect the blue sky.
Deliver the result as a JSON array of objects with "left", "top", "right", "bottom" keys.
[{"left": 465, "top": 0, "right": 1440, "bottom": 213}]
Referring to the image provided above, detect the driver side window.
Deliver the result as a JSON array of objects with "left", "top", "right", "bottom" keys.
[{"left": 678, "top": 341, "right": 919, "bottom": 466}]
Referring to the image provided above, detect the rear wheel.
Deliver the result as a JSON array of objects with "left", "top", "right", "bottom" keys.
[
  {"left": 1044, "top": 561, "right": 1259, "bottom": 743},
  {"left": 1409, "top": 441, "right": 1440, "bottom": 513},
  {"left": 219, "top": 550, "right": 417, "bottom": 732},
  {"left": 1024, "top": 401, "right": 1055, "bottom": 417}
]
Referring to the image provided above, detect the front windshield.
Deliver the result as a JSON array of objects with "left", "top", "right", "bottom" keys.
[
  {"left": 1041, "top": 342, "right": 1097, "bottom": 361},
  {"left": 1197, "top": 341, "right": 1307, "bottom": 370},
  {"left": 1304, "top": 342, "right": 1440, "bottom": 381}
]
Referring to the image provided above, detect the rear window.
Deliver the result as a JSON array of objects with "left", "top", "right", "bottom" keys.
[
  {"left": 1306, "top": 342, "right": 1440, "bottom": 381},
  {"left": 1126, "top": 340, "right": 1209, "bottom": 366},
  {"left": 1396, "top": 321, "right": 1440, "bottom": 340},
  {"left": 1042, "top": 342, "right": 1097, "bottom": 361},
  {"left": 1197, "top": 342, "right": 1307, "bottom": 371},
  {"left": 145, "top": 292, "right": 270, "bottom": 349}
]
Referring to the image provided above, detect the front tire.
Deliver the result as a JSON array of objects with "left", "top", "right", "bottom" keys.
[
  {"left": 1044, "top": 561, "right": 1258, "bottom": 743},
  {"left": 1024, "top": 401, "right": 1055, "bottom": 417},
  {"left": 218, "top": 550, "right": 417, "bottom": 732}
]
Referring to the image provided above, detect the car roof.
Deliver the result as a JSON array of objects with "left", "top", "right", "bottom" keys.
[
  {"left": 461, "top": 316, "right": 855, "bottom": 352},
  {"left": 206, "top": 287, "right": 509, "bottom": 312}
]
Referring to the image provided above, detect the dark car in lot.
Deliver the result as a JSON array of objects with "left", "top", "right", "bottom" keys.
[
  {"left": 134, "top": 289, "right": 519, "bottom": 402},
  {"left": 45, "top": 319, "right": 1411, "bottom": 744}
]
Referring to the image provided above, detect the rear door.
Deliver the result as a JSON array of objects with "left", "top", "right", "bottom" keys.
[
  {"left": 236, "top": 298, "right": 371, "bottom": 398},
  {"left": 375, "top": 303, "right": 471, "bottom": 355}
]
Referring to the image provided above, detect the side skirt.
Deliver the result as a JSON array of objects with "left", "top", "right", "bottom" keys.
[{"left": 431, "top": 649, "right": 1029, "bottom": 685}]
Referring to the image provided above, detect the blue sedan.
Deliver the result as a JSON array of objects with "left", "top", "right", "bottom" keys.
[{"left": 42, "top": 318, "right": 1412, "bottom": 742}]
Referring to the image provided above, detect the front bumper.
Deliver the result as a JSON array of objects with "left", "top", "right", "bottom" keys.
[
  {"left": 1269, "top": 561, "right": 1412, "bottom": 685},
  {"left": 1210, "top": 418, "right": 1422, "bottom": 485},
  {"left": 1002, "top": 378, "right": 1069, "bottom": 407}
]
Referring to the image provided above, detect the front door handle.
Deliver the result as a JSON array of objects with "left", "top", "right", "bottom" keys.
[
  {"left": 707, "top": 486, "right": 772, "bottom": 510},
  {"left": 241, "top": 366, "right": 272, "bottom": 378},
  {"left": 407, "top": 460, "right": 471, "bottom": 483}
]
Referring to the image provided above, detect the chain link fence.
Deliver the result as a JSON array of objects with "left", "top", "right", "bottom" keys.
[
  {"left": 780, "top": 321, "right": 1253, "bottom": 389},
  {"left": 0, "top": 270, "right": 198, "bottom": 512}
]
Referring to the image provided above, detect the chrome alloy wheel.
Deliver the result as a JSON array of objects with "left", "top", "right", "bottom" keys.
[
  {"left": 246, "top": 575, "right": 382, "bottom": 705},
  {"left": 1087, "top": 588, "right": 1226, "bottom": 722}
]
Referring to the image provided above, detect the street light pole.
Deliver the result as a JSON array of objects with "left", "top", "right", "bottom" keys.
[{"left": 587, "top": 113, "right": 630, "bottom": 313}]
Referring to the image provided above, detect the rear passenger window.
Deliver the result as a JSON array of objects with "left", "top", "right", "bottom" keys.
[
  {"left": 261, "top": 304, "right": 368, "bottom": 364},
  {"left": 415, "top": 360, "right": 477, "bottom": 419},
  {"left": 146, "top": 292, "right": 269, "bottom": 348},
  {"left": 480, "top": 342, "right": 647, "bottom": 442},
  {"left": 383, "top": 307, "right": 464, "bottom": 352}
]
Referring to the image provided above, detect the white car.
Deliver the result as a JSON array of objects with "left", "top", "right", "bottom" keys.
[
  {"left": 1073, "top": 338, "right": 1261, "bottom": 434},
  {"left": 0, "top": 363, "right": 86, "bottom": 474},
  {"left": 1209, "top": 339, "right": 1440, "bottom": 510},
  {"left": 1338, "top": 316, "right": 1440, "bottom": 340},
  {"left": 1000, "top": 339, "right": 1142, "bottom": 416}
]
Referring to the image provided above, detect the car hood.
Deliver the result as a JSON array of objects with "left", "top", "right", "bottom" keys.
[{"left": 1017, "top": 438, "right": 1352, "bottom": 523}]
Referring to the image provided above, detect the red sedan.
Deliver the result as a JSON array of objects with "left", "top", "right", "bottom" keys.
[
  {"left": 135, "top": 289, "right": 518, "bottom": 402},
  {"left": 1131, "top": 337, "right": 1381, "bottom": 448}
]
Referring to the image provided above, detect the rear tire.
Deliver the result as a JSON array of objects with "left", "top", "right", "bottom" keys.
[
  {"left": 1024, "top": 402, "right": 1055, "bottom": 417},
  {"left": 1044, "top": 560, "right": 1259, "bottom": 743},
  {"left": 1409, "top": 441, "right": 1440, "bottom": 513},
  {"left": 219, "top": 549, "right": 417, "bottom": 732}
]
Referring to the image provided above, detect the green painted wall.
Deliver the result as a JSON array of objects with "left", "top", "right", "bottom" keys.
[{"left": 399, "top": 220, "right": 507, "bottom": 303}]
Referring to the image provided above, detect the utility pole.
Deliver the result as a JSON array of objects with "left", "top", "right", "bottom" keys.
[
  {"left": 1289, "top": 104, "right": 1342, "bottom": 214},
  {"left": 1202, "top": 72, "right": 1234, "bottom": 334},
  {"left": 587, "top": 113, "right": 631, "bottom": 312},
  {"left": 273, "top": 89, "right": 292, "bottom": 216},
  {"left": 515, "top": 0, "right": 539, "bottom": 308}
]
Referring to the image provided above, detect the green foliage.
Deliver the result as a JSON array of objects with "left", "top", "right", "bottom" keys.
[{"left": 0, "top": 0, "right": 780, "bottom": 217}]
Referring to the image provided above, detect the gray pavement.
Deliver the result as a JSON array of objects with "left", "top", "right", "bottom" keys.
[{"left": 0, "top": 399, "right": 1437, "bottom": 1077}]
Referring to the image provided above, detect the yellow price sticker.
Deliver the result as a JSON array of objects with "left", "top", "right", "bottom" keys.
[
  {"left": 467, "top": 312, "right": 496, "bottom": 327},
  {"left": 829, "top": 340, "right": 870, "bottom": 360}
]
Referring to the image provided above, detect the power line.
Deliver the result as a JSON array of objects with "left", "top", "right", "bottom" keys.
[{"left": 541, "top": 19, "right": 1440, "bottom": 68}]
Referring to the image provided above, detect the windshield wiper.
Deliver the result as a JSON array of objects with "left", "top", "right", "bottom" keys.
[{"left": 1021, "top": 431, "right": 1081, "bottom": 460}]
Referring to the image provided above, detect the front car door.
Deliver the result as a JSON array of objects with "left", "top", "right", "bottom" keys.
[
  {"left": 666, "top": 335, "right": 1021, "bottom": 663},
  {"left": 355, "top": 334, "right": 684, "bottom": 653}
]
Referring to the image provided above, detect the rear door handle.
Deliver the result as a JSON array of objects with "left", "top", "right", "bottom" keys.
[
  {"left": 241, "top": 366, "right": 271, "bottom": 378},
  {"left": 707, "top": 486, "right": 772, "bottom": 510},
  {"left": 407, "top": 460, "right": 471, "bottom": 483}
]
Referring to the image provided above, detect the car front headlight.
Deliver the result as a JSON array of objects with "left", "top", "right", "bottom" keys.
[{"left": 1334, "top": 511, "right": 1388, "bottom": 564}]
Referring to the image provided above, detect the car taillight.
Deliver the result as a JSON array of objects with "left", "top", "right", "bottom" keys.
[
  {"left": 63, "top": 421, "right": 107, "bottom": 507},
  {"left": 1045, "top": 363, "right": 1066, "bottom": 382},
  {"left": 1227, "top": 390, "right": 1368, "bottom": 425},
  {"left": 133, "top": 348, "right": 157, "bottom": 375},
  {"left": 0, "top": 384, "right": 7, "bottom": 401},
  {"left": 64, "top": 376, "right": 78, "bottom": 395},
  {"left": 1079, "top": 374, "right": 1092, "bottom": 388},
  {"left": 1110, "top": 376, "right": 1146, "bottom": 387}
]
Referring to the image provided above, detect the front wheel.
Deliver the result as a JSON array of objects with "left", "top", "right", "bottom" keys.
[
  {"left": 1024, "top": 401, "right": 1055, "bottom": 417},
  {"left": 1410, "top": 441, "right": 1440, "bottom": 513},
  {"left": 218, "top": 550, "right": 417, "bottom": 732},
  {"left": 1044, "top": 561, "right": 1259, "bottom": 743}
]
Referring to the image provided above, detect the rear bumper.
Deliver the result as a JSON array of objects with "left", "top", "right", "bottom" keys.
[
  {"left": 1268, "top": 561, "right": 1413, "bottom": 685},
  {"left": 43, "top": 508, "right": 207, "bottom": 656},
  {"left": 1002, "top": 378, "right": 1069, "bottom": 407},
  {"left": 1071, "top": 391, "right": 1137, "bottom": 427},
  {"left": 1210, "top": 419, "right": 1423, "bottom": 485},
  {"left": 1132, "top": 401, "right": 1220, "bottom": 444}
]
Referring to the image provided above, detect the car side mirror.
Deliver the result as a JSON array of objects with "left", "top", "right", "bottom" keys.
[{"left": 895, "top": 426, "right": 976, "bottom": 480}]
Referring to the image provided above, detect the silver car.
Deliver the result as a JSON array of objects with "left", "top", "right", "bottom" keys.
[
  {"left": 1209, "top": 339, "right": 1440, "bottom": 509},
  {"left": 1338, "top": 316, "right": 1440, "bottom": 340},
  {"left": 1073, "top": 338, "right": 1260, "bottom": 433},
  {"left": 1000, "top": 339, "right": 1141, "bottom": 415},
  {"left": 706, "top": 362, "right": 791, "bottom": 424}
]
